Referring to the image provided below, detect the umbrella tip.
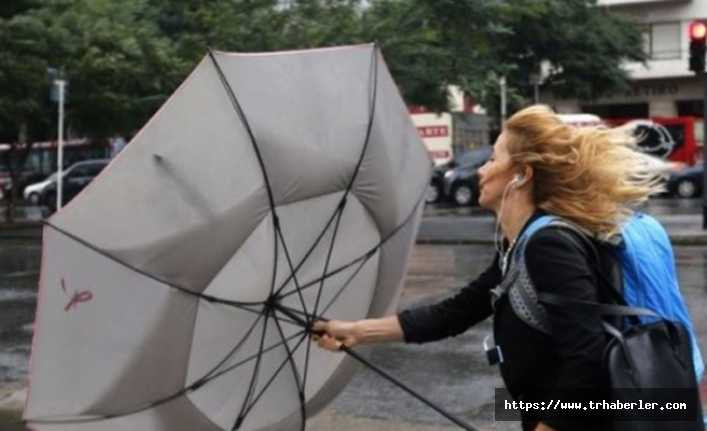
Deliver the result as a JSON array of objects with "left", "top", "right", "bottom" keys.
[{"left": 233, "top": 416, "right": 244, "bottom": 429}]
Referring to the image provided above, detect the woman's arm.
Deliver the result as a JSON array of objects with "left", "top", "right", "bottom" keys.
[
  {"left": 397, "top": 254, "right": 500, "bottom": 343},
  {"left": 313, "top": 254, "right": 502, "bottom": 350}
]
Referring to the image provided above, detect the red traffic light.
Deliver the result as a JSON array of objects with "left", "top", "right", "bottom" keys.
[
  {"left": 688, "top": 21, "right": 706, "bottom": 73},
  {"left": 689, "top": 21, "right": 706, "bottom": 41}
]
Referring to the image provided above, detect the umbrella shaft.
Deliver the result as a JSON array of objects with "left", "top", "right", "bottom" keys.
[
  {"left": 270, "top": 302, "right": 478, "bottom": 430},
  {"left": 340, "top": 346, "right": 479, "bottom": 430}
]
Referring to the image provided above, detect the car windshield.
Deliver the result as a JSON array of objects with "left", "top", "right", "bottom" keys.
[{"left": 455, "top": 147, "right": 492, "bottom": 168}]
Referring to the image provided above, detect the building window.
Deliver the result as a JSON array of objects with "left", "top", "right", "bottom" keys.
[
  {"left": 642, "top": 22, "right": 681, "bottom": 60},
  {"left": 677, "top": 100, "right": 704, "bottom": 117},
  {"left": 641, "top": 25, "right": 651, "bottom": 57},
  {"left": 580, "top": 103, "right": 649, "bottom": 119}
]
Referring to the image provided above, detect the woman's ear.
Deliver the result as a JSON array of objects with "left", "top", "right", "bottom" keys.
[{"left": 513, "top": 166, "right": 533, "bottom": 188}]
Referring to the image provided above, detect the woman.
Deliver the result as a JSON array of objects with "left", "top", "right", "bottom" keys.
[{"left": 313, "top": 105, "right": 663, "bottom": 431}]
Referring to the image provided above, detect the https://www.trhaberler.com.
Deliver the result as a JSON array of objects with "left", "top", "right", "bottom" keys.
[{"left": 494, "top": 388, "right": 699, "bottom": 421}]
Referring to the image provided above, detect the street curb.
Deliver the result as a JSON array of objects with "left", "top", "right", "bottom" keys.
[
  {"left": 0, "top": 221, "right": 42, "bottom": 230},
  {"left": 0, "top": 222, "right": 42, "bottom": 241},
  {"left": 416, "top": 234, "right": 707, "bottom": 247},
  {"left": 666, "top": 233, "right": 707, "bottom": 246},
  {"left": 3, "top": 222, "right": 707, "bottom": 246},
  {"left": 416, "top": 238, "right": 494, "bottom": 246}
]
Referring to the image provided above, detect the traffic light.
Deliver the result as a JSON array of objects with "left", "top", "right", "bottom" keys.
[{"left": 689, "top": 20, "right": 706, "bottom": 73}]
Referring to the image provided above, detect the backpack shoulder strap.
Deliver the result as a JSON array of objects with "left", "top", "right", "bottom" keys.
[
  {"left": 515, "top": 215, "right": 640, "bottom": 323},
  {"left": 537, "top": 291, "right": 659, "bottom": 319}
]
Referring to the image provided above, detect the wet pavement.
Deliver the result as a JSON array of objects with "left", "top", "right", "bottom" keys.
[
  {"left": 0, "top": 241, "right": 39, "bottom": 387},
  {"left": 1, "top": 235, "right": 706, "bottom": 430}
]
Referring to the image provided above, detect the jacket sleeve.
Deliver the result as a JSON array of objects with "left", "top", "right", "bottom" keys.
[
  {"left": 397, "top": 254, "right": 501, "bottom": 344},
  {"left": 524, "top": 228, "right": 608, "bottom": 428}
]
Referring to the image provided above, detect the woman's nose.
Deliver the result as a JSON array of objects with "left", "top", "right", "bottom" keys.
[{"left": 478, "top": 163, "right": 488, "bottom": 178}]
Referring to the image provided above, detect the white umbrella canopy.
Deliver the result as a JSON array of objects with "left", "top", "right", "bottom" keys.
[{"left": 24, "top": 44, "right": 431, "bottom": 431}]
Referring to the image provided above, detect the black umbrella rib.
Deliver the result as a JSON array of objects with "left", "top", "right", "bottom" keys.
[
  {"left": 271, "top": 312, "right": 307, "bottom": 431},
  {"left": 192, "top": 328, "right": 306, "bottom": 385},
  {"left": 274, "top": 227, "right": 311, "bottom": 317},
  {"left": 237, "top": 331, "right": 310, "bottom": 424},
  {"left": 233, "top": 308, "right": 272, "bottom": 430},
  {"left": 187, "top": 307, "right": 267, "bottom": 393},
  {"left": 42, "top": 221, "right": 264, "bottom": 310},
  {"left": 207, "top": 49, "right": 277, "bottom": 215},
  {"left": 278, "top": 184, "right": 425, "bottom": 302},
  {"left": 271, "top": 45, "right": 379, "bottom": 300},
  {"left": 300, "top": 202, "right": 347, "bottom": 392},
  {"left": 344, "top": 42, "right": 379, "bottom": 194},
  {"left": 207, "top": 49, "right": 311, "bottom": 319},
  {"left": 270, "top": 197, "right": 342, "bottom": 294},
  {"left": 319, "top": 250, "right": 373, "bottom": 316},
  {"left": 311, "top": 201, "right": 346, "bottom": 320}
]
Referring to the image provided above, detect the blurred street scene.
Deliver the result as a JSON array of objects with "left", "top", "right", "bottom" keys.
[
  {"left": 2, "top": 0, "right": 707, "bottom": 430},
  {"left": 2, "top": 199, "right": 707, "bottom": 430}
]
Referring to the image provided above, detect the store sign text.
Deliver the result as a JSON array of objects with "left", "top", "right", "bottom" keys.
[{"left": 417, "top": 126, "right": 449, "bottom": 138}]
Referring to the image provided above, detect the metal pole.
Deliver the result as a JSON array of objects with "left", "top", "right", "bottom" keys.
[
  {"left": 702, "top": 71, "right": 707, "bottom": 229},
  {"left": 56, "top": 79, "right": 65, "bottom": 210},
  {"left": 534, "top": 82, "right": 540, "bottom": 104},
  {"left": 499, "top": 75, "right": 507, "bottom": 125}
]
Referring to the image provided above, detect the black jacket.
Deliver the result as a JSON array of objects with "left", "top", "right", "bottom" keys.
[{"left": 398, "top": 212, "right": 614, "bottom": 430}]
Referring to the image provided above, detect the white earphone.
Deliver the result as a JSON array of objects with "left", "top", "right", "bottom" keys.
[{"left": 512, "top": 174, "right": 524, "bottom": 185}]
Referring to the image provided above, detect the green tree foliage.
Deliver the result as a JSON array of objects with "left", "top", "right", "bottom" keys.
[
  {"left": 0, "top": 0, "right": 645, "bottom": 144},
  {"left": 432, "top": 0, "right": 645, "bottom": 114},
  {"left": 361, "top": 1, "right": 452, "bottom": 109},
  {"left": 29, "top": 0, "right": 183, "bottom": 140},
  {"left": 0, "top": 2, "right": 52, "bottom": 143},
  {"left": 362, "top": 0, "right": 645, "bottom": 114},
  {"left": 0, "top": 0, "right": 54, "bottom": 220}
]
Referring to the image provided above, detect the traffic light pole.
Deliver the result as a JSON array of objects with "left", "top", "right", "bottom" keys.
[
  {"left": 702, "top": 72, "right": 707, "bottom": 229},
  {"left": 55, "top": 79, "right": 65, "bottom": 211},
  {"left": 688, "top": 20, "right": 707, "bottom": 228}
]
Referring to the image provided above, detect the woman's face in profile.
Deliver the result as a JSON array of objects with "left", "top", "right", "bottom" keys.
[{"left": 478, "top": 132, "right": 516, "bottom": 212}]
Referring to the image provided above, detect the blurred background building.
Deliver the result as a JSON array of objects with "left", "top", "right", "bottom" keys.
[{"left": 544, "top": 0, "right": 705, "bottom": 161}]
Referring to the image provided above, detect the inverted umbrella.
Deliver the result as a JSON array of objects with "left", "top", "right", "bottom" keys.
[{"left": 24, "top": 44, "right": 474, "bottom": 431}]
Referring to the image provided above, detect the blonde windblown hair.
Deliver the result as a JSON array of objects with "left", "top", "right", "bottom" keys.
[{"left": 504, "top": 105, "right": 665, "bottom": 237}]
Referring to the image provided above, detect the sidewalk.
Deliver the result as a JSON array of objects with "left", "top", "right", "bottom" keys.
[
  {"left": 4, "top": 205, "right": 707, "bottom": 245},
  {"left": 0, "top": 206, "right": 44, "bottom": 241},
  {"left": 417, "top": 213, "right": 707, "bottom": 246}
]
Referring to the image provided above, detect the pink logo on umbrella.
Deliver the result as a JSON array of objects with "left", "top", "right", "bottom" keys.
[{"left": 61, "top": 278, "right": 93, "bottom": 312}]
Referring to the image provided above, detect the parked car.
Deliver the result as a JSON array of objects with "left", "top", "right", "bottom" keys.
[
  {"left": 426, "top": 164, "right": 447, "bottom": 204},
  {"left": 441, "top": 146, "right": 493, "bottom": 206},
  {"left": 426, "top": 148, "right": 490, "bottom": 204},
  {"left": 666, "top": 163, "right": 703, "bottom": 198},
  {"left": 23, "top": 172, "right": 58, "bottom": 205},
  {"left": 40, "top": 159, "right": 110, "bottom": 210}
]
